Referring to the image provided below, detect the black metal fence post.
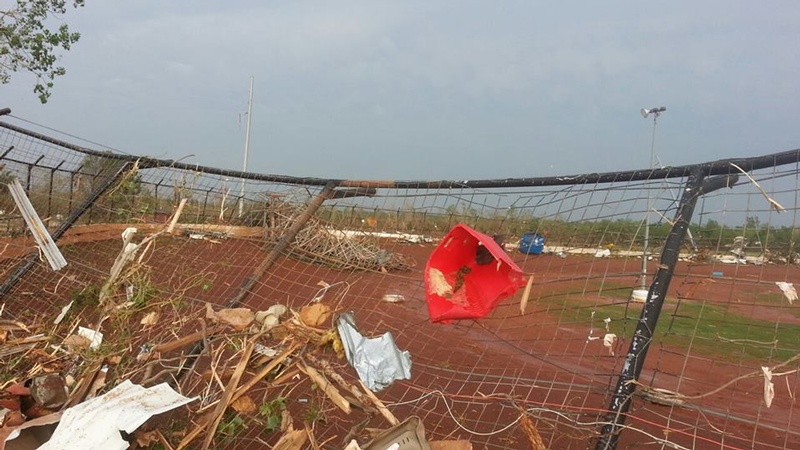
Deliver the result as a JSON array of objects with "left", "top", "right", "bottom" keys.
[
  {"left": 595, "top": 170, "right": 739, "bottom": 449},
  {"left": 46, "top": 160, "right": 65, "bottom": 220}
]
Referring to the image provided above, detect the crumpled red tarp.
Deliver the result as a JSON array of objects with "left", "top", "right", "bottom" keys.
[{"left": 424, "top": 224, "right": 527, "bottom": 323}]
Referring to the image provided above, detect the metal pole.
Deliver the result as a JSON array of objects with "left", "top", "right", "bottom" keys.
[
  {"left": 641, "top": 113, "right": 658, "bottom": 289},
  {"left": 238, "top": 76, "right": 254, "bottom": 218},
  {"left": 595, "top": 171, "right": 739, "bottom": 449}
]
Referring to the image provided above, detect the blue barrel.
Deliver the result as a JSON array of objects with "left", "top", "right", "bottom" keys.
[{"left": 519, "top": 232, "right": 546, "bottom": 255}]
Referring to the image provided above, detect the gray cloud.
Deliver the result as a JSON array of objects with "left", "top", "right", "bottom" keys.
[{"left": 4, "top": 1, "right": 800, "bottom": 179}]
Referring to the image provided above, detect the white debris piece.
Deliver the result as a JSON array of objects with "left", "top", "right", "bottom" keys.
[
  {"left": 53, "top": 301, "right": 74, "bottom": 325},
  {"left": 594, "top": 248, "right": 611, "bottom": 258},
  {"left": 382, "top": 294, "right": 405, "bottom": 303},
  {"left": 344, "top": 440, "right": 363, "bottom": 450},
  {"left": 586, "top": 311, "right": 601, "bottom": 342},
  {"left": 254, "top": 343, "right": 278, "bottom": 358},
  {"left": 326, "top": 229, "right": 434, "bottom": 244},
  {"left": 77, "top": 326, "right": 103, "bottom": 350},
  {"left": 7, "top": 179, "right": 67, "bottom": 270},
  {"left": 762, "top": 366, "right": 775, "bottom": 408},
  {"left": 603, "top": 333, "right": 617, "bottom": 356},
  {"left": 35, "top": 380, "right": 196, "bottom": 450},
  {"left": 776, "top": 282, "right": 798, "bottom": 304}
]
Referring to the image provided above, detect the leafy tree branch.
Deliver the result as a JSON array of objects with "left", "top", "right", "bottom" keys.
[{"left": 0, "top": 0, "right": 84, "bottom": 103}]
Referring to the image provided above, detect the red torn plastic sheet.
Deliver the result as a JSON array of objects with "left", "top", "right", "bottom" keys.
[{"left": 424, "top": 224, "right": 527, "bottom": 323}]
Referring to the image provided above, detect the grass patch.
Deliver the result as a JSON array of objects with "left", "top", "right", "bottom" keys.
[
  {"left": 658, "top": 300, "right": 800, "bottom": 360},
  {"left": 544, "top": 293, "right": 800, "bottom": 361},
  {"left": 69, "top": 284, "right": 102, "bottom": 309},
  {"left": 259, "top": 396, "right": 287, "bottom": 434}
]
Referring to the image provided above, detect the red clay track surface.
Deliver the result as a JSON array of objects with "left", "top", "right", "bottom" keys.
[{"left": 2, "top": 227, "right": 800, "bottom": 449}]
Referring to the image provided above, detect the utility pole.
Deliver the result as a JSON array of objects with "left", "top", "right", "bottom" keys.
[{"left": 238, "top": 76, "right": 254, "bottom": 218}]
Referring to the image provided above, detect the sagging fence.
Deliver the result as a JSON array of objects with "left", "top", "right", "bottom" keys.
[{"left": 0, "top": 115, "right": 799, "bottom": 449}]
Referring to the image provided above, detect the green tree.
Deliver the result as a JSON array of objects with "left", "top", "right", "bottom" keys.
[
  {"left": 80, "top": 153, "right": 147, "bottom": 220},
  {"left": 1, "top": 0, "right": 84, "bottom": 103}
]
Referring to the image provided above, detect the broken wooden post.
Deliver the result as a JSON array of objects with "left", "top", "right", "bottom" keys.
[{"left": 227, "top": 181, "right": 337, "bottom": 308}]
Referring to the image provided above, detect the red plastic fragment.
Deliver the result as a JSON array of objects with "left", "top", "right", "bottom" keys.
[{"left": 424, "top": 224, "right": 527, "bottom": 323}]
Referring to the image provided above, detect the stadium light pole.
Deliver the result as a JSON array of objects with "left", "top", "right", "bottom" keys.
[{"left": 638, "top": 106, "right": 666, "bottom": 290}]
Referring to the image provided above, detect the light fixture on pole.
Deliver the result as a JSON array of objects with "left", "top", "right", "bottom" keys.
[
  {"left": 640, "top": 106, "right": 666, "bottom": 119},
  {"left": 633, "top": 106, "right": 666, "bottom": 298}
]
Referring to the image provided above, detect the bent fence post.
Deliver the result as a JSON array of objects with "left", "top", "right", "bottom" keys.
[{"left": 595, "top": 170, "right": 739, "bottom": 449}]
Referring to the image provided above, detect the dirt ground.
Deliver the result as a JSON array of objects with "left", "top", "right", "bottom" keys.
[{"left": 2, "top": 226, "right": 799, "bottom": 449}]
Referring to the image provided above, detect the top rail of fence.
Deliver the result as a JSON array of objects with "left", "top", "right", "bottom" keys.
[{"left": 2, "top": 119, "right": 799, "bottom": 189}]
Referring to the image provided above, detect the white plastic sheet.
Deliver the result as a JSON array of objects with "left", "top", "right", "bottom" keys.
[
  {"left": 36, "top": 380, "right": 196, "bottom": 450},
  {"left": 776, "top": 282, "right": 797, "bottom": 304}
]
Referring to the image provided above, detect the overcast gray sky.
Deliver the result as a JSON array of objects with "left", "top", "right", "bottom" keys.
[{"left": 4, "top": 1, "right": 800, "bottom": 180}]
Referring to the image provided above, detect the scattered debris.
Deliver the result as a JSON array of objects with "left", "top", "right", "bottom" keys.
[
  {"left": 337, "top": 312, "right": 412, "bottom": 392},
  {"left": 76, "top": 327, "right": 103, "bottom": 350},
  {"left": 730, "top": 236, "right": 748, "bottom": 258},
  {"left": 427, "top": 268, "right": 453, "bottom": 298},
  {"left": 730, "top": 162, "right": 786, "bottom": 212},
  {"left": 7, "top": 179, "right": 67, "bottom": 271},
  {"left": 776, "top": 282, "right": 798, "bottom": 304},
  {"left": 425, "top": 224, "right": 526, "bottom": 323},
  {"left": 637, "top": 386, "right": 687, "bottom": 407},
  {"left": 35, "top": 381, "right": 196, "bottom": 450},
  {"left": 29, "top": 374, "right": 68, "bottom": 411},
  {"left": 139, "top": 311, "right": 160, "bottom": 326},
  {"left": 166, "top": 198, "right": 188, "bottom": 234},
  {"left": 52, "top": 301, "right": 72, "bottom": 325},
  {"left": 518, "top": 232, "right": 546, "bottom": 255},
  {"left": 362, "top": 416, "right": 430, "bottom": 450},
  {"left": 272, "top": 427, "right": 308, "bottom": 450},
  {"left": 0, "top": 411, "right": 61, "bottom": 450},
  {"left": 265, "top": 202, "right": 415, "bottom": 271},
  {"left": 762, "top": 366, "right": 775, "bottom": 408},
  {"left": 519, "top": 275, "right": 534, "bottom": 315},
  {"left": 381, "top": 294, "right": 405, "bottom": 303},
  {"left": 357, "top": 379, "right": 399, "bottom": 426},
  {"left": 98, "top": 226, "right": 170, "bottom": 306},
  {"left": 519, "top": 411, "right": 547, "bottom": 450},
  {"left": 205, "top": 304, "right": 255, "bottom": 330},
  {"left": 298, "top": 364, "right": 351, "bottom": 414},
  {"left": 717, "top": 255, "right": 747, "bottom": 265},
  {"left": 429, "top": 441, "right": 473, "bottom": 450},
  {"left": 299, "top": 303, "right": 332, "bottom": 327},
  {"left": 0, "top": 215, "right": 467, "bottom": 450},
  {"left": 328, "top": 229, "right": 434, "bottom": 245},
  {"left": 254, "top": 304, "right": 288, "bottom": 332},
  {"left": 603, "top": 333, "right": 617, "bottom": 356},
  {"left": 594, "top": 248, "right": 611, "bottom": 258}
]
